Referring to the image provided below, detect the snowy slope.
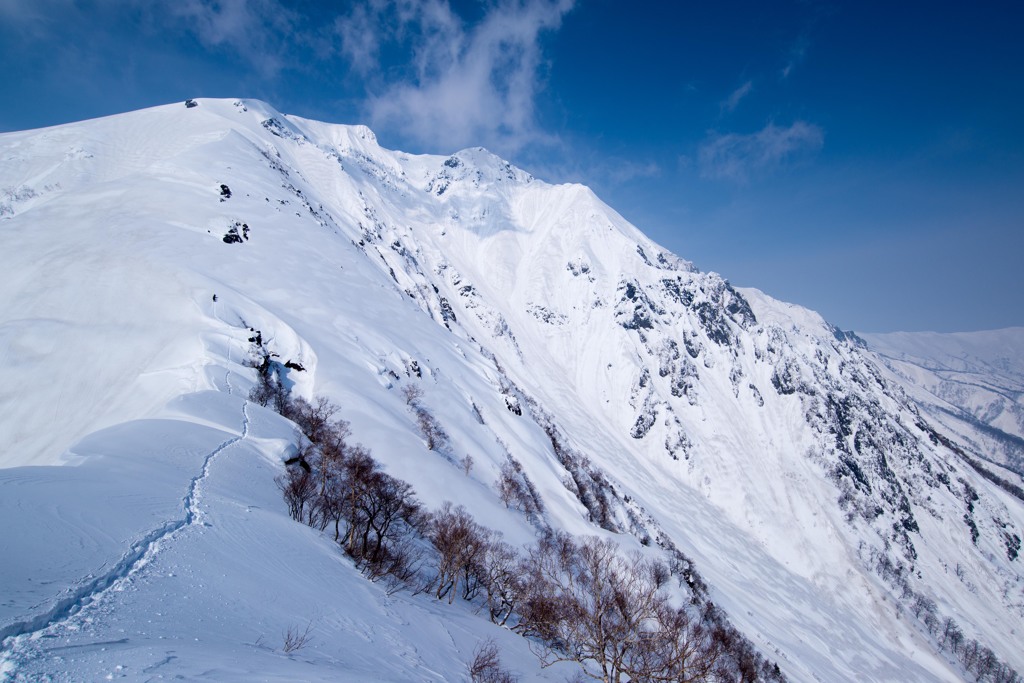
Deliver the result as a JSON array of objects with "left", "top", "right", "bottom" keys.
[
  {"left": 0, "top": 391, "right": 578, "bottom": 681},
  {"left": 2, "top": 99, "right": 1022, "bottom": 681}
]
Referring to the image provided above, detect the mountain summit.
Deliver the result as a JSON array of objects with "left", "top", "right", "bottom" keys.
[{"left": 1, "top": 99, "right": 1021, "bottom": 682}]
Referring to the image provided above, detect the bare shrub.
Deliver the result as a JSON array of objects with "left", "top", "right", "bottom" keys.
[
  {"left": 468, "top": 638, "right": 519, "bottom": 683},
  {"left": 531, "top": 404, "right": 616, "bottom": 530},
  {"left": 282, "top": 620, "right": 314, "bottom": 653},
  {"left": 270, "top": 387, "right": 787, "bottom": 683},
  {"left": 496, "top": 455, "right": 544, "bottom": 519},
  {"left": 401, "top": 383, "right": 450, "bottom": 451},
  {"left": 247, "top": 336, "right": 289, "bottom": 412},
  {"left": 401, "top": 383, "right": 424, "bottom": 405},
  {"left": 415, "top": 405, "right": 450, "bottom": 451}
]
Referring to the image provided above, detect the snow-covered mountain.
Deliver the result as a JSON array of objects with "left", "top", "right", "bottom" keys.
[
  {"left": 861, "top": 329, "right": 1024, "bottom": 481},
  {"left": 1, "top": 99, "right": 1021, "bottom": 682}
]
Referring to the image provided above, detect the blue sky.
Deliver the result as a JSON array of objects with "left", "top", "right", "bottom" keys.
[{"left": 1, "top": 0, "right": 1021, "bottom": 332}]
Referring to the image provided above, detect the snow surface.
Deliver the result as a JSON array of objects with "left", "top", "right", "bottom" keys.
[{"left": 2, "top": 98, "right": 1022, "bottom": 681}]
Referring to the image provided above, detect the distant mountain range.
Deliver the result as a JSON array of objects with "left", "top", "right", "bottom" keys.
[{"left": 860, "top": 328, "right": 1024, "bottom": 480}]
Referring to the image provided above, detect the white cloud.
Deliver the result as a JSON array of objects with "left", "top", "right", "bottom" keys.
[
  {"left": 721, "top": 80, "right": 753, "bottom": 113},
  {"left": 339, "top": 0, "right": 574, "bottom": 155},
  {"left": 698, "top": 121, "right": 824, "bottom": 183}
]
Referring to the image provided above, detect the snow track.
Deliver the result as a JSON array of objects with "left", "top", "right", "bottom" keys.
[
  {"left": 0, "top": 401, "right": 251, "bottom": 669},
  {"left": 182, "top": 401, "right": 250, "bottom": 527}
]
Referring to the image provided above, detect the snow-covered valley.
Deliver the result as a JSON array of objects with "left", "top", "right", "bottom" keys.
[{"left": 1, "top": 99, "right": 1021, "bottom": 682}]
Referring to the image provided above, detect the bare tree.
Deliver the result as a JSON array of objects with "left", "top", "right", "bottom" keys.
[
  {"left": 922, "top": 608, "right": 940, "bottom": 637},
  {"left": 629, "top": 600, "right": 722, "bottom": 683},
  {"left": 426, "top": 502, "right": 488, "bottom": 603},
  {"left": 961, "top": 639, "right": 981, "bottom": 674},
  {"left": 941, "top": 617, "right": 964, "bottom": 653},
  {"left": 285, "top": 396, "right": 344, "bottom": 446},
  {"left": 992, "top": 662, "right": 1022, "bottom": 683},
  {"left": 520, "top": 534, "right": 641, "bottom": 681},
  {"left": 976, "top": 647, "right": 998, "bottom": 680},
  {"left": 479, "top": 532, "right": 525, "bottom": 626},
  {"left": 276, "top": 457, "right": 315, "bottom": 522},
  {"left": 518, "top": 533, "right": 722, "bottom": 683},
  {"left": 910, "top": 593, "right": 936, "bottom": 619},
  {"left": 349, "top": 464, "right": 422, "bottom": 580}
]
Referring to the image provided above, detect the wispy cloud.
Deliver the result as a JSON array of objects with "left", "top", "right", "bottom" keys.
[
  {"left": 336, "top": 0, "right": 574, "bottom": 155},
  {"left": 516, "top": 140, "right": 661, "bottom": 195},
  {"left": 720, "top": 80, "right": 753, "bottom": 113},
  {"left": 698, "top": 121, "right": 824, "bottom": 183},
  {"left": 333, "top": 2, "right": 386, "bottom": 75},
  {"left": 603, "top": 159, "right": 661, "bottom": 184},
  {"left": 0, "top": 0, "right": 83, "bottom": 40},
  {"left": 5, "top": 0, "right": 312, "bottom": 78},
  {"left": 166, "top": 0, "right": 303, "bottom": 77},
  {"left": 0, "top": 0, "right": 44, "bottom": 25},
  {"left": 781, "top": 35, "right": 809, "bottom": 80}
]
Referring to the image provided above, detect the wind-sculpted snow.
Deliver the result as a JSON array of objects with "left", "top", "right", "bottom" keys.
[
  {"left": 0, "top": 394, "right": 249, "bottom": 668},
  {"left": 1, "top": 98, "right": 1022, "bottom": 681}
]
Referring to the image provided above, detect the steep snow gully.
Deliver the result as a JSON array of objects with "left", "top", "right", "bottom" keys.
[{"left": 0, "top": 401, "right": 251, "bottom": 669}]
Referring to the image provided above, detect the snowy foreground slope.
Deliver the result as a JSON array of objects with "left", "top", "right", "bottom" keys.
[{"left": 1, "top": 99, "right": 1022, "bottom": 681}]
